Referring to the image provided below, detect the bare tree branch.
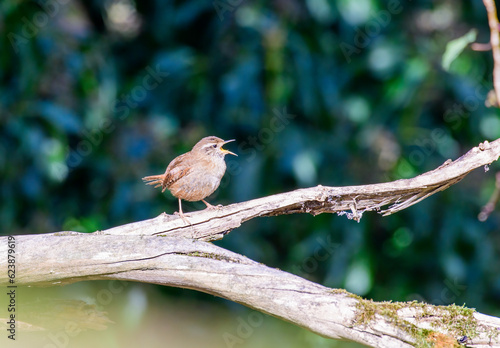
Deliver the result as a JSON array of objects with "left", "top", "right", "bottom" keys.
[
  {"left": 1, "top": 234, "right": 499, "bottom": 347},
  {"left": 98, "top": 139, "right": 500, "bottom": 242},
  {"left": 471, "top": 42, "right": 492, "bottom": 51},
  {"left": 480, "top": 0, "right": 500, "bottom": 220},
  {"left": 483, "top": 0, "right": 500, "bottom": 104},
  {"left": 2, "top": 139, "right": 500, "bottom": 347},
  {"left": 479, "top": 171, "right": 500, "bottom": 221}
]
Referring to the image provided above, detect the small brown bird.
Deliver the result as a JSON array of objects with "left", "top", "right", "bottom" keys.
[{"left": 142, "top": 136, "right": 237, "bottom": 222}]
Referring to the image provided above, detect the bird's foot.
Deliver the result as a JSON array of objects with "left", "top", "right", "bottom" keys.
[
  {"left": 202, "top": 200, "right": 222, "bottom": 210},
  {"left": 201, "top": 199, "right": 222, "bottom": 210},
  {"left": 174, "top": 211, "right": 192, "bottom": 225}
]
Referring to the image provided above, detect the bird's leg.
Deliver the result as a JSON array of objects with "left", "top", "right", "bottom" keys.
[
  {"left": 174, "top": 198, "right": 191, "bottom": 225},
  {"left": 202, "top": 199, "right": 222, "bottom": 210}
]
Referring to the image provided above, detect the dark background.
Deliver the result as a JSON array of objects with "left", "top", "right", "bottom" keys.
[{"left": 1, "top": 0, "right": 500, "bottom": 347}]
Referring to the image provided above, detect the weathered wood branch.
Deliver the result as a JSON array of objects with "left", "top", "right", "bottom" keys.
[
  {"left": 98, "top": 139, "right": 500, "bottom": 242},
  {"left": 2, "top": 139, "right": 500, "bottom": 347},
  {"left": 483, "top": 0, "right": 500, "bottom": 104},
  {"left": 479, "top": 1, "right": 500, "bottom": 221},
  {"left": 1, "top": 234, "right": 499, "bottom": 347}
]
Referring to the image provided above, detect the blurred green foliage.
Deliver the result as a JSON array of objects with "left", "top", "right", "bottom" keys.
[{"left": 1, "top": 0, "right": 500, "bottom": 341}]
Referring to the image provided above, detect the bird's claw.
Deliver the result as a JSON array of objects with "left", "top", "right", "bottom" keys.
[
  {"left": 174, "top": 211, "right": 192, "bottom": 225},
  {"left": 204, "top": 203, "right": 223, "bottom": 210}
]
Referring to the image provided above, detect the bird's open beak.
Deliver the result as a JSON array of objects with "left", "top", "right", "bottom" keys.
[{"left": 221, "top": 139, "right": 237, "bottom": 156}]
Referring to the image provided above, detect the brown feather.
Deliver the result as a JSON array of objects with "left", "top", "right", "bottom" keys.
[
  {"left": 142, "top": 175, "right": 165, "bottom": 190},
  {"left": 161, "top": 153, "right": 193, "bottom": 191},
  {"left": 142, "top": 136, "right": 236, "bottom": 206}
]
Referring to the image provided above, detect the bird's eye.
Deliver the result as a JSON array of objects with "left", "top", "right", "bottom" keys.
[{"left": 212, "top": 144, "right": 217, "bottom": 148}]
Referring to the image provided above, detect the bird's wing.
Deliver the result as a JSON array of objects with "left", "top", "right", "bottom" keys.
[{"left": 162, "top": 153, "right": 192, "bottom": 190}]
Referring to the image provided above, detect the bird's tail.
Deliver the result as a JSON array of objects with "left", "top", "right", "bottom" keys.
[{"left": 142, "top": 174, "right": 167, "bottom": 192}]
